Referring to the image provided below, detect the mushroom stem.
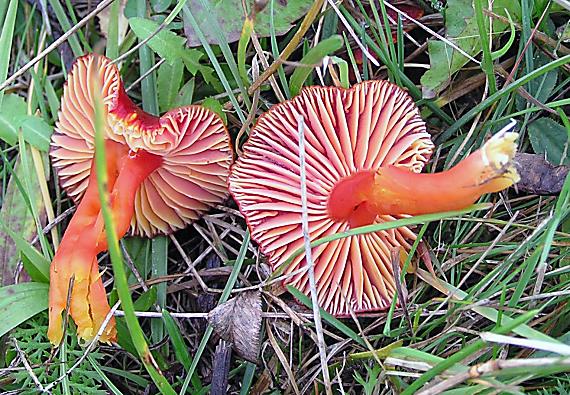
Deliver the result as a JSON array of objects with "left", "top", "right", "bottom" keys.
[
  {"left": 48, "top": 141, "right": 161, "bottom": 345},
  {"left": 328, "top": 132, "right": 520, "bottom": 227}
]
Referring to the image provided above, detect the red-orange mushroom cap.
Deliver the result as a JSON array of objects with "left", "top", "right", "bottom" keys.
[
  {"left": 47, "top": 54, "right": 233, "bottom": 345},
  {"left": 229, "top": 81, "right": 434, "bottom": 315},
  {"left": 51, "top": 54, "right": 233, "bottom": 237},
  {"left": 229, "top": 80, "right": 519, "bottom": 316}
]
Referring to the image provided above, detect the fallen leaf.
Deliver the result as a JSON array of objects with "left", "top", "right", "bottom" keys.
[
  {"left": 515, "top": 153, "right": 569, "bottom": 195},
  {"left": 207, "top": 290, "right": 262, "bottom": 363}
]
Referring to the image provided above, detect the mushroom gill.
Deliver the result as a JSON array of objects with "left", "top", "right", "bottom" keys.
[{"left": 229, "top": 80, "right": 519, "bottom": 316}]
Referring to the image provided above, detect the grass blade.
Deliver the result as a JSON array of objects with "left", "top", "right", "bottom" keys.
[
  {"left": 0, "top": 0, "right": 18, "bottom": 108},
  {"left": 93, "top": 77, "right": 175, "bottom": 395}
]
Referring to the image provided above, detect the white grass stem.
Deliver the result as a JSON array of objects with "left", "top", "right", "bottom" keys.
[
  {"left": 297, "top": 115, "right": 333, "bottom": 395},
  {"left": 480, "top": 332, "right": 570, "bottom": 356}
]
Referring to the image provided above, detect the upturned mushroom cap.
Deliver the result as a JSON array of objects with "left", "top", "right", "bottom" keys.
[
  {"left": 229, "top": 80, "right": 434, "bottom": 316},
  {"left": 50, "top": 54, "right": 233, "bottom": 237}
]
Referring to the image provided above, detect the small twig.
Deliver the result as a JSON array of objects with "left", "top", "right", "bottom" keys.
[
  {"left": 193, "top": 222, "right": 230, "bottom": 261},
  {"left": 11, "top": 338, "right": 46, "bottom": 393},
  {"left": 169, "top": 233, "right": 212, "bottom": 292},
  {"left": 235, "top": 54, "right": 261, "bottom": 156},
  {"left": 58, "top": 275, "right": 75, "bottom": 350},
  {"left": 30, "top": 206, "right": 76, "bottom": 246},
  {"left": 297, "top": 116, "right": 333, "bottom": 395},
  {"left": 266, "top": 323, "right": 301, "bottom": 395},
  {"left": 120, "top": 240, "right": 149, "bottom": 292},
  {"left": 125, "top": 58, "right": 166, "bottom": 93},
  {"left": 391, "top": 248, "right": 412, "bottom": 334},
  {"left": 249, "top": 32, "right": 285, "bottom": 103}
]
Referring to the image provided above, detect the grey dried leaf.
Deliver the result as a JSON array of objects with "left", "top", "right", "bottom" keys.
[{"left": 207, "top": 290, "right": 262, "bottom": 363}]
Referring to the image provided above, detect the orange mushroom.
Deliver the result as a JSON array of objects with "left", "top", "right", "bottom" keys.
[
  {"left": 229, "top": 80, "right": 519, "bottom": 316},
  {"left": 48, "top": 54, "right": 233, "bottom": 344}
]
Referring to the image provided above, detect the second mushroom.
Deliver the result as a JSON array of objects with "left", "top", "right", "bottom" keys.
[
  {"left": 48, "top": 54, "right": 233, "bottom": 344},
  {"left": 229, "top": 80, "right": 519, "bottom": 316}
]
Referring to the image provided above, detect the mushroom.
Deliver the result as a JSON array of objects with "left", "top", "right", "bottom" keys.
[
  {"left": 229, "top": 80, "right": 519, "bottom": 316},
  {"left": 48, "top": 54, "right": 233, "bottom": 344}
]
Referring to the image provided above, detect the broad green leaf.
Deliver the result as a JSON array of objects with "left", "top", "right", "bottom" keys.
[
  {"left": 0, "top": 154, "right": 45, "bottom": 285},
  {"left": 516, "top": 52, "right": 559, "bottom": 110},
  {"left": 151, "top": 0, "right": 172, "bottom": 13},
  {"left": 528, "top": 117, "right": 570, "bottom": 166},
  {"left": 183, "top": 0, "right": 312, "bottom": 46},
  {"left": 134, "top": 287, "right": 158, "bottom": 311},
  {"left": 420, "top": 0, "right": 521, "bottom": 97},
  {"left": 0, "top": 282, "right": 48, "bottom": 337},
  {"left": 174, "top": 78, "right": 195, "bottom": 108},
  {"left": 157, "top": 61, "right": 184, "bottom": 112},
  {"left": 122, "top": 237, "right": 151, "bottom": 279},
  {"left": 0, "top": 215, "right": 50, "bottom": 284},
  {"left": 128, "top": 17, "right": 215, "bottom": 85},
  {"left": 289, "top": 35, "right": 343, "bottom": 96},
  {"left": 129, "top": 17, "right": 186, "bottom": 63},
  {"left": 20, "top": 116, "right": 53, "bottom": 152},
  {"left": 0, "top": 94, "right": 27, "bottom": 145},
  {"left": 0, "top": 94, "right": 53, "bottom": 150},
  {"left": 201, "top": 97, "right": 226, "bottom": 124}
]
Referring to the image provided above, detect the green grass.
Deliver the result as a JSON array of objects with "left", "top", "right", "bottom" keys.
[{"left": 0, "top": 0, "right": 569, "bottom": 393}]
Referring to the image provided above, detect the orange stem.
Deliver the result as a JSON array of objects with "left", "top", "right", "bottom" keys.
[
  {"left": 328, "top": 133, "right": 520, "bottom": 228},
  {"left": 48, "top": 141, "right": 161, "bottom": 345}
]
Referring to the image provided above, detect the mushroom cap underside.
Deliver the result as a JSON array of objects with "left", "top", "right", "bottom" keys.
[
  {"left": 229, "top": 80, "right": 434, "bottom": 315},
  {"left": 50, "top": 54, "right": 234, "bottom": 237}
]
